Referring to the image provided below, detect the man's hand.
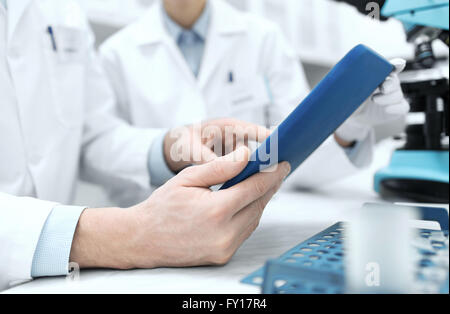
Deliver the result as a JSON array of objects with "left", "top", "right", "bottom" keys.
[
  {"left": 70, "top": 147, "right": 291, "bottom": 270},
  {"left": 164, "top": 118, "right": 271, "bottom": 173},
  {"left": 335, "top": 58, "right": 410, "bottom": 146}
]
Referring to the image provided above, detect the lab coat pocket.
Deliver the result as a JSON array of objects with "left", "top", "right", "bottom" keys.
[
  {"left": 230, "top": 89, "right": 255, "bottom": 107},
  {"left": 43, "top": 28, "right": 88, "bottom": 129},
  {"left": 52, "top": 26, "right": 90, "bottom": 64},
  {"left": 49, "top": 62, "right": 85, "bottom": 129}
]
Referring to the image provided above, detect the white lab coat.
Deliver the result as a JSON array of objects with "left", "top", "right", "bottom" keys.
[
  {"left": 100, "top": 0, "right": 373, "bottom": 204},
  {"left": 0, "top": 0, "right": 160, "bottom": 290}
]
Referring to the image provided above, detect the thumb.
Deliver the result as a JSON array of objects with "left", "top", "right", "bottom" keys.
[
  {"left": 177, "top": 146, "right": 250, "bottom": 188},
  {"left": 390, "top": 58, "right": 406, "bottom": 75}
]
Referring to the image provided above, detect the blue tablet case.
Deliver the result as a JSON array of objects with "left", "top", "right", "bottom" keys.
[{"left": 220, "top": 44, "right": 394, "bottom": 190}]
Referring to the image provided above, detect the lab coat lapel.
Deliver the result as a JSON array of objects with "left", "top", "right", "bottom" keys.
[
  {"left": 135, "top": 2, "right": 197, "bottom": 86},
  {"left": 166, "top": 39, "right": 197, "bottom": 86},
  {"left": 198, "top": 0, "right": 246, "bottom": 89},
  {"left": 7, "top": 0, "right": 32, "bottom": 42}
]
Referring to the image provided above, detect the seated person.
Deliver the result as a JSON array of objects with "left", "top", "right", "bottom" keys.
[{"left": 99, "top": 0, "right": 409, "bottom": 205}]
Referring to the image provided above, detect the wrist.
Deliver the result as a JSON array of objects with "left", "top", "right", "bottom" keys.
[
  {"left": 335, "top": 122, "right": 371, "bottom": 145},
  {"left": 163, "top": 131, "right": 176, "bottom": 172},
  {"left": 334, "top": 133, "right": 356, "bottom": 148},
  {"left": 163, "top": 130, "right": 190, "bottom": 173},
  {"left": 69, "top": 207, "right": 137, "bottom": 270}
]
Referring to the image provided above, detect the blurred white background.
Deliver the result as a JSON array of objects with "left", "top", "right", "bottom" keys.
[
  {"left": 78, "top": 0, "right": 415, "bottom": 63},
  {"left": 73, "top": 0, "right": 448, "bottom": 207}
]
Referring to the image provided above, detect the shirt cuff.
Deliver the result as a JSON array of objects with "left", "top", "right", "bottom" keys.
[
  {"left": 148, "top": 130, "right": 176, "bottom": 187},
  {"left": 31, "top": 205, "right": 86, "bottom": 278},
  {"left": 343, "top": 129, "right": 375, "bottom": 168}
]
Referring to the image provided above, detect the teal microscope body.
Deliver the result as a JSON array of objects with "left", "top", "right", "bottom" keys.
[
  {"left": 375, "top": 0, "right": 450, "bottom": 203},
  {"left": 375, "top": 150, "right": 449, "bottom": 189},
  {"left": 375, "top": 150, "right": 449, "bottom": 202}
]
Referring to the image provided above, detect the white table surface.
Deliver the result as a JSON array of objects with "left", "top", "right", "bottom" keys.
[{"left": 5, "top": 140, "right": 442, "bottom": 294}]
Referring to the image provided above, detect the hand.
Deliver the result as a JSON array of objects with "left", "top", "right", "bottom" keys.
[
  {"left": 164, "top": 118, "right": 271, "bottom": 172},
  {"left": 335, "top": 59, "right": 410, "bottom": 145},
  {"left": 70, "top": 147, "right": 291, "bottom": 269}
]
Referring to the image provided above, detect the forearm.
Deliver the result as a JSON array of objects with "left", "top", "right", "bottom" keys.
[
  {"left": 69, "top": 207, "right": 137, "bottom": 270},
  {"left": 285, "top": 136, "right": 360, "bottom": 189}
]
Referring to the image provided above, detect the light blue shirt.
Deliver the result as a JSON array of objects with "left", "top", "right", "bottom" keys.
[
  {"left": 162, "top": 2, "right": 211, "bottom": 77},
  {"left": 31, "top": 206, "right": 86, "bottom": 277},
  {"left": 0, "top": 0, "right": 6, "bottom": 9}
]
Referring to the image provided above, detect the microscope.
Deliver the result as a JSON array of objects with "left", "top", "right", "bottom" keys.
[
  {"left": 335, "top": 0, "right": 449, "bottom": 203},
  {"left": 254, "top": 1, "right": 449, "bottom": 295},
  {"left": 373, "top": 0, "right": 449, "bottom": 204}
]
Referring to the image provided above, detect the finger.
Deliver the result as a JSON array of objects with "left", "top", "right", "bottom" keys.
[
  {"left": 232, "top": 126, "right": 249, "bottom": 151},
  {"left": 217, "top": 162, "right": 291, "bottom": 218},
  {"left": 190, "top": 136, "right": 208, "bottom": 164},
  {"left": 379, "top": 76, "right": 400, "bottom": 95},
  {"left": 372, "top": 90, "right": 405, "bottom": 106},
  {"left": 200, "top": 145, "right": 218, "bottom": 164},
  {"left": 205, "top": 118, "right": 272, "bottom": 143},
  {"left": 232, "top": 181, "right": 281, "bottom": 228},
  {"left": 228, "top": 183, "right": 281, "bottom": 252},
  {"left": 384, "top": 100, "right": 410, "bottom": 115},
  {"left": 192, "top": 136, "right": 221, "bottom": 164},
  {"left": 390, "top": 58, "right": 406, "bottom": 74},
  {"left": 223, "top": 132, "right": 240, "bottom": 155},
  {"left": 372, "top": 87, "right": 381, "bottom": 95},
  {"left": 177, "top": 146, "right": 250, "bottom": 188},
  {"left": 221, "top": 140, "right": 252, "bottom": 160}
]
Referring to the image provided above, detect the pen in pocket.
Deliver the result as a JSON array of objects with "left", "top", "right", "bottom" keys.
[
  {"left": 47, "top": 26, "right": 58, "bottom": 52},
  {"left": 228, "top": 71, "right": 234, "bottom": 83}
]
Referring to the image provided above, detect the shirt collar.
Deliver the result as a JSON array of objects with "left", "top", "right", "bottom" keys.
[
  {"left": 133, "top": 0, "right": 246, "bottom": 47},
  {"left": 162, "top": 1, "right": 211, "bottom": 42}
]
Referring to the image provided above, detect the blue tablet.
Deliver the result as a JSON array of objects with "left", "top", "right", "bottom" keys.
[{"left": 220, "top": 44, "right": 394, "bottom": 190}]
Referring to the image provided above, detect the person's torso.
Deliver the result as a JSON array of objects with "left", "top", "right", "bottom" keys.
[
  {"left": 0, "top": 0, "right": 90, "bottom": 203},
  {"left": 102, "top": 0, "right": 273, "bottom": 129}
]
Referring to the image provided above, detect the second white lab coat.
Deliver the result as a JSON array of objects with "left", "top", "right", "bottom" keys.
[
  {"left": 0, "top": 0, "right": 160, "bottom": 290},
  {"left": 100, "top": 0, "right": 373, "bottom": 205}
]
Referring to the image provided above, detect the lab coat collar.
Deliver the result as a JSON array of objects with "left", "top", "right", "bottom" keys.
[
  {"left": 133, "top": 1, "right": 196, "bottom": 85},
  {"left": 162, "top": 0, "right": 211, "bottom": 42},
  {"left": 134, "top": 0, "right": 247, "bottom": 47},
  {"left": 133, "top": 1, "right": 167, "bottom": 46},
  {"left": 7, "top": 0, "right": 32, "bottom": 41},
  {"left": 133, "top": 0, "right": 247, "bottom": 88},
  {"left": 211, "top": 0, "right": 247, "bottom": 35},
  {"left": 197, "top": 0, "right": 247, "bottom": 88}
]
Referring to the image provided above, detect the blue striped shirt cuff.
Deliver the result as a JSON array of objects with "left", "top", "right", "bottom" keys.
[{"left": 31, "top": 205, "right": 86, "bottom": 278}]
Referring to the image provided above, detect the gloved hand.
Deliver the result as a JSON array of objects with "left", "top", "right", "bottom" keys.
[{"left": 335, "top": 58, "right": 410, "bottom": 143}]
